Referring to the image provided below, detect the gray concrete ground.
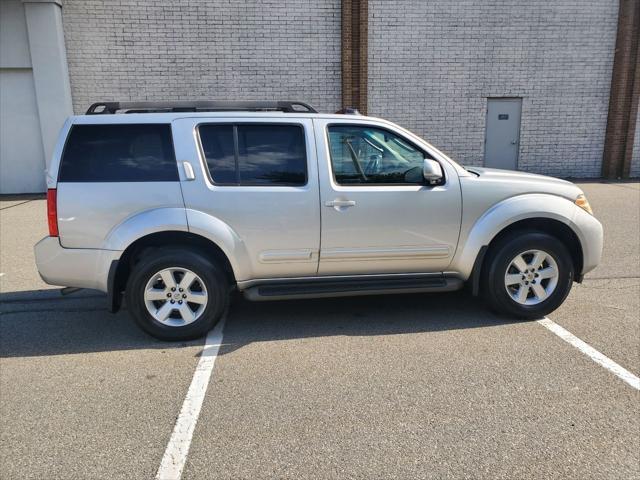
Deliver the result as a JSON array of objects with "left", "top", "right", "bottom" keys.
[{"left": 1, "top": 183, "right": 638, "bottom": 479}]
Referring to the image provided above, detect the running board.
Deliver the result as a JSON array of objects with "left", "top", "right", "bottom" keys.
[{"left": 242, "top": 274, "right": 463, "bottom": 301}]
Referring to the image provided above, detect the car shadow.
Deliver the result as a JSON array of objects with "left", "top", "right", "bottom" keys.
[
  {"left": 0, "top": 289, "right": 521, "bottom": 359},
  {"left": 0, "top": 289, "right": 203, "bottom": 357},
  {"left": 216, "top": 291, "right": 520, "bottom": 357}
]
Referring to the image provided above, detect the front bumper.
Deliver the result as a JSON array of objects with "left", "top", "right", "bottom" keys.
[
  {"left": 573, "top": 206, "right": 604, "bottom": 276},
  {"left": 34, "top": 237, "right": 121, "bottom": 293}
]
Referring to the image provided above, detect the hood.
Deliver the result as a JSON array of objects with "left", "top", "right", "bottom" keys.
[{"left": 463, "top": 167, "right": 582, "bottom": 200}]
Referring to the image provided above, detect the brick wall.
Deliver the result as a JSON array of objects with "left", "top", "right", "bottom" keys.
[
  {"left": 61, "top": 0, "right": 626, "bottom": 178},
  {"left": 368, "top": 1, "right": 618, "bottom": 178},
  {"left": 62, "top": 0, "right": 341, "bottom": 115}
]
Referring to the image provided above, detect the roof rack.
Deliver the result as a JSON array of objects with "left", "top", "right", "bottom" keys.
[
  {"left": 335, "top": 107, "right": 361, "bottom": 115},
  {"left": 85, "top": 101, "right": 318, "bottom": 115}
]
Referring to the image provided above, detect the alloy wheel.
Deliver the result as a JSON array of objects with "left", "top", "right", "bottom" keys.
[
  {"left": 504, "top": 249, "right": 559, "bottom": 306},
  {"left": 143, "top": 267, "right": 208, "bottom": 326}
]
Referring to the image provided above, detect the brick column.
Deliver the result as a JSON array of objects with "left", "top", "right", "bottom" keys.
[
  {"left": 602, "top": 0, "right": 640, "bottom": 179},
  {"left": 341, "top": 0, "right": 368, "bottom": 114}
]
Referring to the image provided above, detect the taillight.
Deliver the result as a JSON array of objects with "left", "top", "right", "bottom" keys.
[{"left": 47, "top": 188, "right": 58, "bottom": 237}]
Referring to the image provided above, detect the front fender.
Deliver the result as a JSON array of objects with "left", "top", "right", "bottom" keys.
[{"left": 450, "top": 194, "right": 587, "bottom": 280}]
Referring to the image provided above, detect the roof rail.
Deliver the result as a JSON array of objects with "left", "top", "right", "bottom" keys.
[
  {"left": 335, "top": 107, "right": 361, "bottom": 115},
  {"left": 85, "top": 101, "right": 318, "bottom": 115}
]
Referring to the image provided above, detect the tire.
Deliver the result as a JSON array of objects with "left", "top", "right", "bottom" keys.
[
  {"left": 125, "top": 247, "right": 229, "bottom": 341},
  {"left": 481, "top": 231, "right": 574, "bottom": 319}
]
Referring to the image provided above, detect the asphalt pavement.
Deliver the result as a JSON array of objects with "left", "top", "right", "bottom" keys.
[{"left": 0, "top": 182, "right": 638, "bottom": 479}]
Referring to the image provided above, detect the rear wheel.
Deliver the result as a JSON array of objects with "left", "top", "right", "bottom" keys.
[
  {"left": 482, "top": 231, "right": 574, "bottom": 319},
  {"left": 126, "top": 248, "right": 229, "bottom": 341}
]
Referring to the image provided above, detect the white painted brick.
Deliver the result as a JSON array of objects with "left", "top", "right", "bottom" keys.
[
  {"left": 62, "top": 0, "right": 342, "bottom": 115},
  {"left": 368, "top": 0, "right": 618, "bottom": 178},
  {"left": 62, "top": 0, "right": 622, "bottom": 178}
]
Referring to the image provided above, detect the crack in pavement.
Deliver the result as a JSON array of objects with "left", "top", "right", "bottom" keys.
[
  {"left": 603, "top": 183, "right": 640, "bottom": 191},
  {"left": 0, "top": 200, "right": 34, "bottom": 211},
  {"left": 0, "top": 294, "right": 105, "bottom": 304},
  {"left": 583, "top": 275, "right": 640, "bottom": 280},
  {"left": 1, "top": 307, "right": 114, "bottom": 315}
]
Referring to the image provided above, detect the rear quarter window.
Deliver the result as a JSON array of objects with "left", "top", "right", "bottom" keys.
[{"left": 58, "top": 124, "right": 178, "bottom": 182}]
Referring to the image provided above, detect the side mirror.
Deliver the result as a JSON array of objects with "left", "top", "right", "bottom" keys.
[{"left": 423, "top": 159, "right": 443, "bottom": 184}]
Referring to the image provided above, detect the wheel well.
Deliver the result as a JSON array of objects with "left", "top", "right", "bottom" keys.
[
  {"left": 482, "top": 218, "right": 584, "bottom": 281},
  {"left": 111, "top": 231, "right": 235, "bottom": 309}
]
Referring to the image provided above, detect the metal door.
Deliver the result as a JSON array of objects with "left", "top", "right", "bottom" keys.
[
  {"left": 313, "top": 118, "right": 462, "bottom": 276},
  {"left": 173, "top": 117, "right": 321, "bottom": 281},
  {"left": 484, "top": 98, "right": 522, "bottom": 170}
]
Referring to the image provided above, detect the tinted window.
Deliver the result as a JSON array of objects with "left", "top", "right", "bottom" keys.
[
  {"left": 59, "top": 124, "right": 177, "bottom": 182},
  {"left": 199, "top": 124, "right": 307, "bottom": 186},
  {"left": 328, "top": 125, "right": 429, "bottom": 185},
  {"left": 199, "top": 124, "right": 236, "bottom": 184}
]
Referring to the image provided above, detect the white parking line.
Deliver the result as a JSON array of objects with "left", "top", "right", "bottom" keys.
[
  {"left": 156, "top": 318, "right": 226, "bottom": 480},
  {"left": 538, "top": 317, "right": 640, "bottom": 391},
  {"left": 154, "top": 313, "right": 636, "bottom": 479}
]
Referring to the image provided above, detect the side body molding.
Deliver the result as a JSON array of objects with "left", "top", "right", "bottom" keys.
[{"left": 450, "top": 194, "right": 585, "bottom": 280}]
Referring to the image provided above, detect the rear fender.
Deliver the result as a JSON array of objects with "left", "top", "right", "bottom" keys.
[
  {"left": 103, "top": 207, "right": 189, "bottom": 251},
  {"left": 184, "top": 209, "right": 249, "bottom": 281},
  {"left": 103, "top": 207, "right": 247, "bottom": 281}
]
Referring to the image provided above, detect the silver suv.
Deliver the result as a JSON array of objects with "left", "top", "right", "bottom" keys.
[{"left": 34, "top": 101, "right": 603, "bottom": 340}]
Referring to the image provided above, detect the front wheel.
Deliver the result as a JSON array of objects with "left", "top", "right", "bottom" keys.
[
  {"left": 125, "top": 248, "right": 229, "bottom": 341},
  {"left": 482, "top": 232, "right": 574, "bottom": 319}
]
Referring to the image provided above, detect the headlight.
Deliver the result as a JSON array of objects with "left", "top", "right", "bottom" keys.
[{"left": 575, "top": 193, "right": 593, "bottom": 215}]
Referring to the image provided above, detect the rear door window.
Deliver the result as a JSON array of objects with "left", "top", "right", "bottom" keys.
[
  {"left": 58, "top": 124, "right": 178, "bottom": 182},
  {"left": 198, "top": 124, "right": 236, "bottom": 184},
  {"left": 199, "top": 124, "right": 307, "bottom": 186}
]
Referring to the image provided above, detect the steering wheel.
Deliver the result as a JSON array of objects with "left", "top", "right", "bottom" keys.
[{"left": 362, "top": 153, "right": 380, "bottom": 175}]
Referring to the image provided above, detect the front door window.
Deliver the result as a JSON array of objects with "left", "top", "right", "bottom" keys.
[{"left": 327, "top": 125, "right": 430, "bottom": 185}]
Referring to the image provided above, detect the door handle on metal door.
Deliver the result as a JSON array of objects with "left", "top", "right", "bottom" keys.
[{"left": 325, "top": 199, "right": 356, "bottom": 208}]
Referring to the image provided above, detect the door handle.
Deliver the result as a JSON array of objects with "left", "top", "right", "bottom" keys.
[
  {"left": 182, "top": 161, "right": 195, "bottom": 180},
  {"left": 325, "top": 199, "right": 356, "bottom": 208}
]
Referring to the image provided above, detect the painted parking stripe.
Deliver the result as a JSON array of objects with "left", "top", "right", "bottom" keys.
[
  {"left": 154, "top": 313, "right": 637, "bottom": 480},
  {"left": 538, "top": 317, "right": 640, "bottom": 391},
  {"left": 156, "top": 318, "right": 226, "bottom": 480}
]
